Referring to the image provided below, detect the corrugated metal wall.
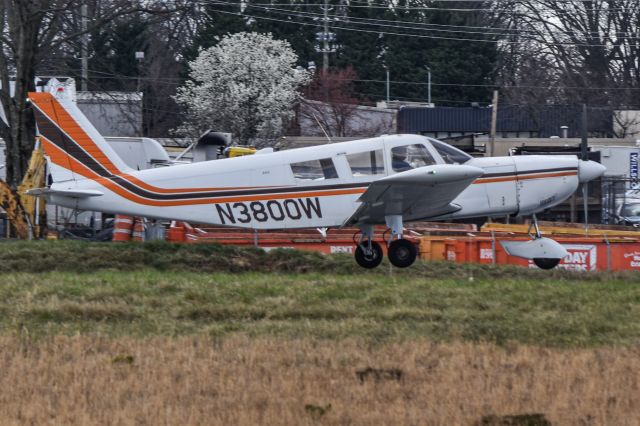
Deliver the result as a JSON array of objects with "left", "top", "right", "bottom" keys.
[{"left": 398, "top": 105, "right": 614, "bottom": 138}]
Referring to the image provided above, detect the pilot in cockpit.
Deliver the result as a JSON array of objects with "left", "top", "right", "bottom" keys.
[{"left": 392, "top": 146, "right": 412, "bottom": 172}]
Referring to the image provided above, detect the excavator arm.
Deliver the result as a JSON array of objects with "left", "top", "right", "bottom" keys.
[
  {"left": 0, "top": 179, "right": 31, "bottom": 239},
  {"left": 0, "top": 144, "right": 47, "bottom": 239}
]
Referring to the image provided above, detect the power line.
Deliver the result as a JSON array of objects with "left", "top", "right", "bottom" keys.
[
  {"left": 355, "top": 78, "right": 640, "bottom": 91},
  {"left": 54, "top": 66, "right": 640, "bottom": 92},
  {"left": 200, "top": 1, "right": 640, "bottom": 46},
  {"left": 197, "top": 0, "right": 640, "bottom": 13},
  {"left": 232, "top": 1, "right": 640, "bottom": 39}
]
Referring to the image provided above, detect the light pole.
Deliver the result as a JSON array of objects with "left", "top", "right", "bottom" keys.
[
  {"left": 384, "top": 65, "right": 390, "bottom": 103},
  {"left": 425, "top": 66, "right": 431, "bottom": 105},
  {"left": 135, "top": 51, "right": 144, "bottom": 92}
]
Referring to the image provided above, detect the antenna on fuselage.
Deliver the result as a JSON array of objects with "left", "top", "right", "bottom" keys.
[{"left": 312, "top": 113, "right": 332, "bottom": 144}]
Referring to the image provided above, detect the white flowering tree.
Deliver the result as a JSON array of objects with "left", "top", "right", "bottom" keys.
[{"left": 175, "top": 32, "right": 311, "bottom": 145}]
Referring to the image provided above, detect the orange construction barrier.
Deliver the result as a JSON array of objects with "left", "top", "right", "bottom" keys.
[
  {"left": 163, "top": 220, "right": 640, "bottom": 272},
  {"left": 112, "top": 215, "right": 134, "bottom": 242},
  {"left": 166, "top": 221, "right": 187, "bottom": 242},
  {"left": 131, "top": 218, "right": 145, "bottom": 242}
]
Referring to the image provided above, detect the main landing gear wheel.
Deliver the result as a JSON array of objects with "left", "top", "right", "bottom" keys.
[
  {"left": 355, "top": 241, "right": 383, "bottom": 269},
  {"left": 388, "top": 239, "right": 417, "bottom": 268},
  {"left": 533, "top": 258, "right": 561, "bottom": 270}
]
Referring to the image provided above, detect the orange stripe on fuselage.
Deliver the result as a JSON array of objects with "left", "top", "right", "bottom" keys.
[
  {"left": 473, "top": 171, "right": 577, "bottom": 184},
  {"left": 42, "top": 138, "right": 365, "bottom": 206}
]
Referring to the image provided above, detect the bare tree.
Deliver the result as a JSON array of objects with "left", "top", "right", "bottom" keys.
[
  {"left": 495, "top": 0, "right": 640, "bottom": 107},
  {"left": 299, "top": 67, "right": 393, "bottom": 137},
  {"left": 0, "top": 0, "right": 184, "bottom": 188},
  {"left": 613, "top": 110, "right": 640, "bottom": 139}
]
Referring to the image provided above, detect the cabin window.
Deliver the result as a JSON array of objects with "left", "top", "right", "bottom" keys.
[
  {"left": 429, "top": 139, "right": 472, "bottom": 164},
  {"left": 391, "top": 144, "right": 436, "bottom": 172},
  {"left": 290, "top": 158, "right": 338, "bottom": 180},
  {"left": 346, "top": 150, "right": 385, "bottom": 176}
]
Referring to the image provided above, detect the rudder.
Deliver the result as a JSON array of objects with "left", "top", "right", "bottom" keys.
[{"left": 28, "top": 92, "right": 133, "bottom": 183}]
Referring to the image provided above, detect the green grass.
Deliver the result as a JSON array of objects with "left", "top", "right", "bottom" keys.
[{"left": 1, "top": 265, "right": 640, "bottom": 347}]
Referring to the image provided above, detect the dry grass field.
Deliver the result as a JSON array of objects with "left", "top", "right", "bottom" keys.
[
  {"left": 1, "top": 241, "right": 640, "bottom": 425},
  {"left": 1, "top": 336, "right": 639, "bottom": 425}
]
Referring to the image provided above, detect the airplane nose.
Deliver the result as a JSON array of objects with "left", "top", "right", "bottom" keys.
[{"left": 578, "top": 160, "right": 606, "bottom": 183}]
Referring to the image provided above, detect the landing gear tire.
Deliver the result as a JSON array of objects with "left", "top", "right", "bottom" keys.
[
  {"left": 388, "top": 239, "right": 417, "bottom": 268},
  {"left": 533, "top": 258, "right": 561, "bottom": 270},
  {"left": 355, "top": 241, "right": 383, "bottom": 269}
]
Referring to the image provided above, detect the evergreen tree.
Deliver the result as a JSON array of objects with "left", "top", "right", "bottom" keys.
[
  {"left": 381, "top": 0, "right": 497, "bottom": 105},
  {"left": 183, "top": 3, "right": 250, "bottom": 63},
  {"left": 87, "top": 15, "right": 148, "bottom": 91},
  {"left": 333, "top": 1, "right": 387, "bottom": 102}
]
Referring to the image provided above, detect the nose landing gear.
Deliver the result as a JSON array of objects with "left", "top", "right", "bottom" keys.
[
  {"left": 528, "top": 214, "right": 561, "bottom": 270},
  {"left": 500, "top": 214, "right": 567, "bottom": 270},
  {"left": 532, "top": 257, "right": 561, "bottom": 270}
]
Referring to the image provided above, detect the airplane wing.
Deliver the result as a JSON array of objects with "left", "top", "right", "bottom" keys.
[
  {"left": 345, "top": 164, "right": 484, "bottom": 225},
  {"left": 26, "top": 188, "right": 104, "bottom": 198}
]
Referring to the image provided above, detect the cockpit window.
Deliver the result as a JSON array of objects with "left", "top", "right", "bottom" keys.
[
  {"left": 391, "top": 144, "right": 436, "bottom": 172},
  {"left": 429, "top": 139, "right": 472, "bottom": 164},
  {"left": 291, "top": 158, "right": 338, "bottom": 180}
]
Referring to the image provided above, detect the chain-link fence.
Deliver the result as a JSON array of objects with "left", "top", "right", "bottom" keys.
[{"left": 601, "top": 177, "right": 640, "bottom": 226}]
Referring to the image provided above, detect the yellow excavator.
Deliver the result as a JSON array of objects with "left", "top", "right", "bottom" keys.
[{"left": 0, "top": 140, "right": 46, "bottom": 239}]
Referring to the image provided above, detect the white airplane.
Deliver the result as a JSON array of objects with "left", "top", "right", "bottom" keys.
[{"left": 27, "top": 92, "right": 605, "bottom": 269}]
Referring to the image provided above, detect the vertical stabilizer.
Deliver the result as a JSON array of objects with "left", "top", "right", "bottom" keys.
[{"left": 28, "top": 92, "right": 133, "bottom": 183}]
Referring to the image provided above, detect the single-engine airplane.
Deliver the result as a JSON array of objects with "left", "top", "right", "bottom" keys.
[{"left": 27, "top": 92, "right": 605, "bottom": 269}]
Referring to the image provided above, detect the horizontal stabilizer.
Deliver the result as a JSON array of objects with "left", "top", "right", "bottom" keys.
[
  {"left": 500, "top": 237, "right": 568, "bottom": 260},
  {"left": 26, "top": 188, "right": 104, "bottom": 198}
]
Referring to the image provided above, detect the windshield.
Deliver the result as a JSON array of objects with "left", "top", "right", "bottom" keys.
[{"left": 428, "top": 138, "right": 472, "bottom": 164}]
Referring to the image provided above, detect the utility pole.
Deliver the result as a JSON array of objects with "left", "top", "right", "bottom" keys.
[
  {"left": 81, "top": 3, "right": 88, "bottom": 92},
  {"left": 316, "top": 0, "right": 335, "bottom": 72},
  {"left": 322, "top": 0, "right": 329, "bottom": 72},
  {"left": 489, "top": 90, "right": 499, "bottom": 157}
]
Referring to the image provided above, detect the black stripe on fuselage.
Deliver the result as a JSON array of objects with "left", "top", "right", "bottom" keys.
[
  {"left": 480, "top": 167, "right": 577, "bottom": 178},
  {"left": 34, "top": 108, "right": 370, "bottom": 200}
]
